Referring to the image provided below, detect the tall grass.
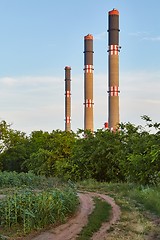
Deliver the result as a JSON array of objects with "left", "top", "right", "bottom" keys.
[
  {"left": 0, "top": 187, "right": 78, "bottom": 234},
  {"left": 0, "top": 171, "right": 64, "bottom": 189},
  {"left": 129, "top": 186, "right": 160, "bottom": 216},
  {"left": 78, "top": 179, "right": 160, "bottom": 217}
]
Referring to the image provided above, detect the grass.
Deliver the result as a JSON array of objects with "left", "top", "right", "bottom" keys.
[
  {"left": 0, "top": 171, "right": 66, "bottom": 190},
  {"left": 77, "top": 180, "right": 160, "bottom": 239},
  {"left": 77, "top": 197, "right": 112, "bottom": 240},
  {"left": 0, "top": 172, "right": 79, "bottom": 238},
  {"left": 0, "top": 188, "right": 78, "bottom": 236},
  {"left": 1, "top": 173, "right": 160, "bottom": 239},
  {"left": 77, "top": 179, "right": 160, "bottom": 217},
  {"left": 129, "top": 186, "right": 160, "bottom": 216}
]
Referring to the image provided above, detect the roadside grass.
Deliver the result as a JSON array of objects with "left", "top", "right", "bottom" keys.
[
  {"left": 77, "top": 180, "right": 160, "bottom": 239},
  {"left": 77, "top": 179, "right": 160, "bottom": 217},
  {"left": 105, "top": 196, "right": 154, "bottom": 240},
  {"left": 77, "top": 197, "right": 112, "bottom": 240},
  {"left": 129, "top": 186, "right": 160, "bottom": 216}
]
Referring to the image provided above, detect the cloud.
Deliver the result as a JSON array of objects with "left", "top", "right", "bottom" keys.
[
  {"left": 0, "top": 70, "right": 159, "bottom": 134},
  {"left": 143, "top": 36, "right": 160, "bottom": 41},
  {"left": 121, "top": 70, "right": 160, "bottom": 92},
  {"left": 94, "top": 31, "right": 107, "bottom": 40},
  {"left": 0, "top": 75, "right": 65, "bottom": 133},
  {"left": 145, "top": 99, "right": 160, "bottom": 105},
  {"left": 0, "top": 76, "right": 62, "bottom": 87},
  {"left": 0, "top": 77, "right": 17, "bottom": 87},
  {"left": 129, "top": 32, "right": 160, "bottom": 42},
  {"left": 129, "top": 31, "right": 149, "bottom": 38},
  {"left": 120, "top": 70, "right": 160, "bottom": 124},
  {"left": 0, "top": 75, "right": 63, "bottom": 96}
]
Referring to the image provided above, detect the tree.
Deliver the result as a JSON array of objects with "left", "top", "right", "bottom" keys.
[
  {"left": 26, "top": 130, "right": 76, "bottom": 176},
  {"left": 0, "top": 120, "right": 28, "bottom": 172}
]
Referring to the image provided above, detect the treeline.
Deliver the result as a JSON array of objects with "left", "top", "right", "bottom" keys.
[{"left": 0, "top": 116, "right": 160, "bottom": 185}]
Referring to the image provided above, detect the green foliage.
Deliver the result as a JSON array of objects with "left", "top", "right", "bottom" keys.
[
  {"left": 78, "top": 181, "right": 160, "bottom": 217},
  {"left": 129, "top": 186, "right": 160, "bottom": 216},
  {"left": 0, "top": 172, "right": 78, "bottom": 236},
  {"left": 25, "top": 130, "right": 76, "bottom": 176},
  {"left": 118, "top": 119, "right": 160, "bottom": 185},
  {"left": 55, "top": 129, "right": 125, "bottom": 182},
  {"left": 0, "top": 121, "right": 28, "bottom": 172},
  {"left": 0, "top": 171, "right": 64, "bottom": 189},
  {"left": 0, "top": 117, "right": 160, "bottom": 185},
  {"left": 56, "top": 121, "right": 160, "bottom": 184},
  {"left": 0, "top": 187, "right": 78, "bottom": 234},
  {"left": 0, "top": 121, "right": 76, "bottom": 176},
  {"left": 77, "top": 197, "right": 111, "bottom": 240}
]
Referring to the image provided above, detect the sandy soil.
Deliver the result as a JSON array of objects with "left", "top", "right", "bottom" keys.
[{"left": 30, "top": 192, "right": 121, "bottom": 240}]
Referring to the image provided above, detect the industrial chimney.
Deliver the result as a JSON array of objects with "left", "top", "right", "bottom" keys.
[
  {"left": 84, "top": 34, "right": 94, "bottom": 131},
  {"left": 64, "top": 66, "right": 71, "bottom": 131},
  {"left": 108, "top": 9, "right": 120, "bottom": 130}
]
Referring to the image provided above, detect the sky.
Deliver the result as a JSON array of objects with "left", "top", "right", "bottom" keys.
[{"left": 0, "top": 0, "right": 160, "bottom": 134}]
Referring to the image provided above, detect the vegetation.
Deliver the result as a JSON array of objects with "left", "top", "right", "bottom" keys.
[
  {"left": 78, "top": 180, "right": 160, "bottom": 239},
  {"left": 0, "top": 171, "right": 64, "bottom": 190},
  {"left": 0, "top": 172, "right": 78, "bottom": 238},
  {"left": 78, "top": 179, "right": 160, "bottom": 217},
  {"left": 129, "top": 186, "right": 160, "bottom": 216},
  {"left": 0, "top": 116, "right": 159, "bottom": 185},
  {"left": 0, "top": 188, "right": 78, "bottom": 234},
  {"left": 77, "top": 197, "right": 112, "bottom": 240},
  {"left": 0, "top": 117, "right": 159, "bottom": 239}
]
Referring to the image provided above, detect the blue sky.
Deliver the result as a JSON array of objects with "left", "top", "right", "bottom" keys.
[{"left": 0, "top": 0, "right": 159, "bottom": 134}]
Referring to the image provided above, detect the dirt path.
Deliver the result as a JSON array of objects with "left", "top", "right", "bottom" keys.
[
  {"left": 30, "top": 192, "right": 121, "bottom": 240},
  {"left": 91, "top": 193, "right": 121, "bottom": 240}
]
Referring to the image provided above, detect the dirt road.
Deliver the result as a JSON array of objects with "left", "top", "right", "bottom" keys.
[{"left": 31, "top": 192, "right": 121, "bottom": 240}]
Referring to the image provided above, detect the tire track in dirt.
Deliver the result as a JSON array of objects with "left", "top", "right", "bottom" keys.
[
  {"left": 90, "top": 192, "right": 121, "bottom": 240},
  {"left": 30, "top": 192, "right": 121, "bottom": 240}
]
